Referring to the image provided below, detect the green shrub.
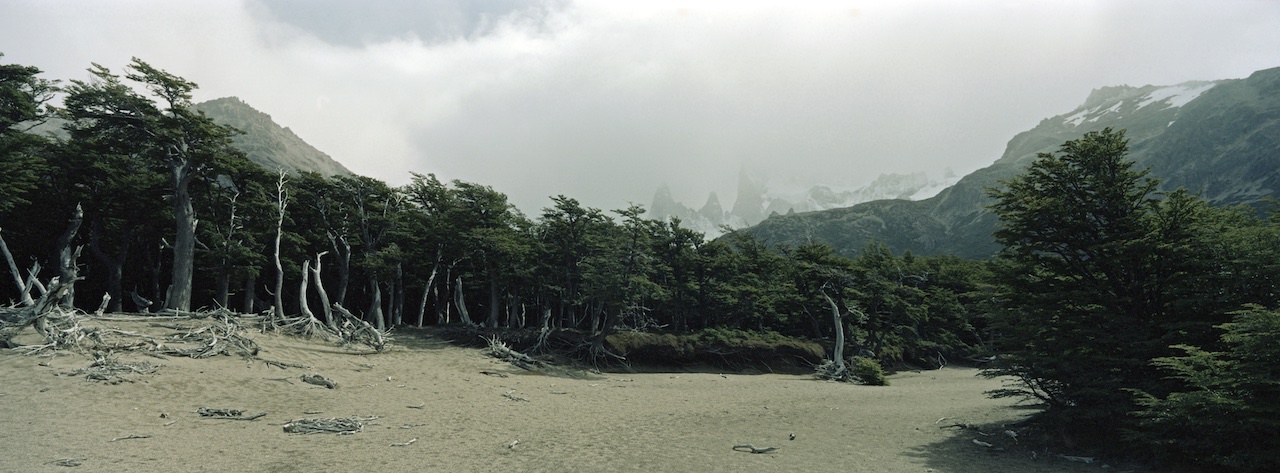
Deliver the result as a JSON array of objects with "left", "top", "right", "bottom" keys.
[{"left": 851, "top": 356, "right": 888, "bottom": 386}]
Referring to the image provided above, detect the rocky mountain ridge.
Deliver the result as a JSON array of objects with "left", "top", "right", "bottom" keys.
[
  {"left": 193, "top": 97, "right": 352, "bottom": 177},
  {"left": 741, "top": 66, "right": 1280, "bottom": 258},
  {"left": 648, "top": 169, "right": 958, "bottom": 237}
]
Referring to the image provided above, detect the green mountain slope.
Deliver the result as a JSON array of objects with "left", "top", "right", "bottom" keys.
[
  {"left": 745, "top": 67, "right": 1280, "bottom": 259},
  {"left": 192, "top": 97, "right": 352, "bottom": 177}
]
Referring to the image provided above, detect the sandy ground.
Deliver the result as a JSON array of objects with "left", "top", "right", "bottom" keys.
[{"left": 1, "top": 318, "right": 1141, "bottom": 473}]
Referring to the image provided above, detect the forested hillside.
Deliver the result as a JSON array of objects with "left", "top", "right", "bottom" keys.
[{"left": 746, "top": 67, "right": 1280, "bottom": 259}]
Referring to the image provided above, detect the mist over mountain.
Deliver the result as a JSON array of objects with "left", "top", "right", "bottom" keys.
[
  {"left": 742, "top": 66, "right": 1280, "bottom": 258},
  {"left": 193, "top": 97, "right": 352, "bottom": 177},
  {"left": 648, "top": 168, "right": 960, "bottom": 237}
]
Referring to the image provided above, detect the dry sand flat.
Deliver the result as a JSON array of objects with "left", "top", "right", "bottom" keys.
[{"left": 1, "top": 320, "right": 1134, "bottom": 472}]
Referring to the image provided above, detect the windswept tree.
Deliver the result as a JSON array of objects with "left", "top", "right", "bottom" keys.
[
  {"left": 62, "top": 58, "right": 241, "bottom": 312},
  {"left": 0, "top": 54, "right": 58, "bottom": 304}
]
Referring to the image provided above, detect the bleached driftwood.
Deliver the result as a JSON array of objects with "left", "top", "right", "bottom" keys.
[
  {"left": 301, "top": 373, "right": 337, "bottom": 389},
  {"left": 732, "top": 444, "right": 779, "bottom": 454},
  {"left": 282, "top": 416, "right": 377, "bottom": 435},
  {"left": 197, "top": 407, "right": 266, "bottom": 420}
]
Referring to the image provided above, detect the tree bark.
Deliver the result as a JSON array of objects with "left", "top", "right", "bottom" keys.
[
  {"left": 821, "top": 289, "right": 847, "bottom": 374},
  {"left": 298, "top": 259, "right": 314, "bottom": 320},
  {"left": 241, "top": 273, "right": 257, "bottom": 314},
  {"left": 454, "top": 276, "right": 474, "bottom": 326},
  {"left": 327, "top": 232, "right": 351, "bottom": 307},
  {"left": 55, "top": 204, "right": 84, "bottom": 308},
  {"left": 165, "top": 160, "right": 196, "bottom": 312},
  {"left": 416, "top": 248, "right": 441, "bottom": 327},
  {"left": 309, "top": 253, "right": 334, "bottom": 327},
  {"left": 368, "top": 276, "right": 385, "bottom": 330}
]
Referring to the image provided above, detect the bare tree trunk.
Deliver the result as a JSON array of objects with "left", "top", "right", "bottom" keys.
[
  {"left": 215, "top": 274, "right": 231, "bottom": 310},
  {"left": 166, "top": 162, "right": 197, "bottom": 312},
  {"left": 241, "top": 273, "right": 257, "bottom": 314},
  {"left": 329, "top": 234, "right": 351, "bottom": 307},
  {"left": 416, "top": 250, "right": 440, "bottom": 327},
  {"left": 487, "top": 270, "right": 500, "bottom": 328},
  {"left": 298, "top": 259, "right": 314, "bottom": 320},
  {"left": 55, "top": 204, "right": 84, "bottom": 308},
  {"left": 821, "top": 289, "right": 847, "bottom": 374},
  {"left": 310, "top": 252, "right": 334, "bottom": 327},
  {"left": 0, "top": 229, "right": 35, "bottom": 306},
  {"left": 87, "top": 218, "right": 130, "bottom": 313},
  {"left": 454, "top": 276, "right": 474, "bottom": 326},
  {"left": 368, "top": 276, "right": 385, "bottom": 330},
  {"left": 391, "top": 262, "right": 404, "bottom": 326},
  {"left": 272, "top": 170, "right": 287, "bottom": 322}
]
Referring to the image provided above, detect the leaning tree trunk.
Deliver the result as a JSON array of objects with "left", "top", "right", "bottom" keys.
[
  {"left": 309, "top": 253, "right": 335, "bottom": 327},
  {"left": 415, "top": 249, "right": 440, "bottom": 327},
  {"left": 166, "top": 163, "right": 197, "bottom": 312},
  {"left": 454, "top": 276, "right": 475, "bottom": 326},
  {"left": 0, "top": 228, "right": 35, "bottom": 306},
  {"left": 821, "top": 289, "right": 848, "bottom": 375},
  {"left": 368, "top": 276, "right": 385, "bottom": 331}
]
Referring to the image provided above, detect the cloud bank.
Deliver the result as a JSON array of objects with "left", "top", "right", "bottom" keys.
[{"left": 3, "top": 0, "right": 1280, "bottom": 213}]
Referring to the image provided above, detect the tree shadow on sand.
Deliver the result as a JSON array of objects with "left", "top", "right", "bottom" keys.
[{"left": 902, "top": 407, "right": 1160, "bottom": 473}]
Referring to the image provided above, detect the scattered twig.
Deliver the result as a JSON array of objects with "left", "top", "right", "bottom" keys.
[
  {"left": 390, "top": 437, "right": 418, "bottom": 447},
  {"left": 502, "top": 390, "right": 529, "bottom": 402},
  {"left": 110, "top": 434, "right": 151, "bottom": 442},
  {"left": 46, "top": 458, "right": 85, "bottom": 467},
  {"left": 258, "top": 358, "right": 309, "bottom": 370}
]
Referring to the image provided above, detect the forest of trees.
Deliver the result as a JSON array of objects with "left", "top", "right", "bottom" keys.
[
  {"left": 4, "top": 57, "right": 1279, "bottom": 471},
  {"left": 1, "top": 56, "right": 991, "bottom": 368}
]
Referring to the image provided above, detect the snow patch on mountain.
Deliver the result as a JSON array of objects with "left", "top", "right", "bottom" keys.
[{"left": 1138, "top": 82, "right": 1217, "bottom": 109}]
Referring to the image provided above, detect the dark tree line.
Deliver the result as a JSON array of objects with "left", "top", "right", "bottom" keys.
[
  {"left": 1, "top": 56, "right": 991, "bottom": 369},
  {"left": 985, "top": 128, "right": 1280, "bottom": 471}
]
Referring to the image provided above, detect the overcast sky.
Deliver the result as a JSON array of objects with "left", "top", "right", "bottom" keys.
[{"left": 4, "top": 0, "right": 1280, "bottom": 214}]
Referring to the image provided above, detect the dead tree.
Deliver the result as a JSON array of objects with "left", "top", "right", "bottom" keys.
[
  {"left": 54, "top": 204, "right": 84, "bottom": 308},
  {"left": 271, "top": 169, "right": 287, "bottom": 324},
  {"left": 414, "top": 245, "right": 441, "bottom": 327},
  {"left": 1, "top": 228, "right": 36, "bottom": 306},
  {"left": 309, "top": 252, "right": 335, "bottom": 328},
  {"left": 816, "top": 288, "right": 851, "bottom": 381}
]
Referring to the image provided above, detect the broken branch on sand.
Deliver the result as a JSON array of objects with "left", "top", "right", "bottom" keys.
[
  {"left": 483, "top": 335, "right": 543, "bottom": 371},
  {"left": 732, "top": 444, "right": 779, "bottom": 454},
  {"left": 301, "top": 373, "right": 337, "bottom": 389},
  {"left": 390, "top": 438, "right": 418, "bottom": 447},
  {"left": 109, "top": 434, "right": 151, "bottom": 442},
  {"left": 282, "top": 416, "right": 377, "bottom": 435},
  {"left": 197, "top": 407, "right": 267, "bottom": 420}
]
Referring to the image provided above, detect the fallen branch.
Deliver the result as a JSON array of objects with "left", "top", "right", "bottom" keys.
[
  {"left": 301, "top": 373, "right": 337, "bottom": 389},
  {"left": 732, "top": 444, "right": 779, "bottom": 454},
  {"left": 197, "top": 407, "right": 267, "bottom": 420},
  {"left": 390, "top": 437, "right": 418, "bottom": 447},
  {"left": 110, "top": 434, "right": 151, "bottom": 442},
  {"left": 282, "top": 416, "right": 377, "bottom": 435}
]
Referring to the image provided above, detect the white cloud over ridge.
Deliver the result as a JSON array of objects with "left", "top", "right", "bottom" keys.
[{"left": 3, "top": 0, "right": 1280, "bottom": 214}]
